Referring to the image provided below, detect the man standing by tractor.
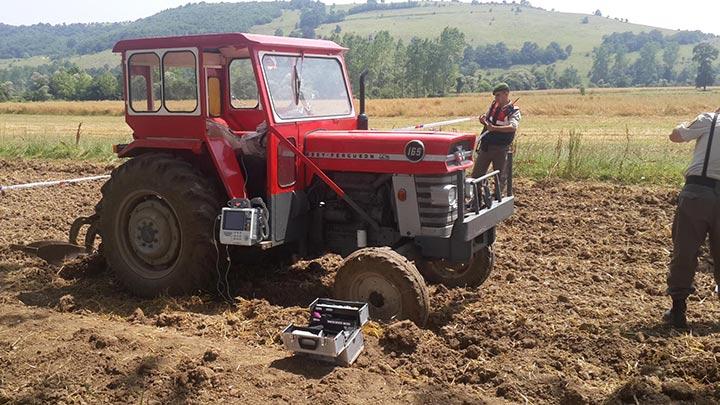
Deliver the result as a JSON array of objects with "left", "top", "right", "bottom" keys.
[
  {"left": 472, "top": 82, "right": 521, "bottom": 190},
  {"left": 665, "top": 107, "right": 720, "bottom": 328}
]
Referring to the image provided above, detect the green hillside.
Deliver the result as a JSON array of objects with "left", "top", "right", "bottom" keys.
[
  {"left": 317, "top": 2, "right": 716, "bottom": 75},
  {"left": 0, "top": 0, "right": 718, "bottom": 102},
  {"left": 1, "top": 1, "right": 716, "bottom": 79}
]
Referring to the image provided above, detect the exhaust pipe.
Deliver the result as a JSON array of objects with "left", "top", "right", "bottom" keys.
[{"left": 357, "top": 69, "right": 369, "bottom": 130}]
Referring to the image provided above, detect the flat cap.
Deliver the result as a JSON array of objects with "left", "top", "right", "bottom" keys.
[{"left": 493, "top": 82, "right": 510, "bottom": 94}]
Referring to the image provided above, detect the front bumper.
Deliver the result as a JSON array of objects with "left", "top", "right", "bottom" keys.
[
  {"left": 415, "top": 155, "right": 515, "bottom": 262},
  {"left": 459, "top": 195, "right": 514, "bottom": 241}
]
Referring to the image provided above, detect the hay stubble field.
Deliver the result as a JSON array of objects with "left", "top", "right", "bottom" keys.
[{"left": 1, "top": 87, "right": 716, "bottom": 184}]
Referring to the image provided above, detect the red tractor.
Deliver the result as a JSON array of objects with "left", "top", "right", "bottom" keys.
[{"left": 74, "top": 33, "right": 513, "bottom": 325}]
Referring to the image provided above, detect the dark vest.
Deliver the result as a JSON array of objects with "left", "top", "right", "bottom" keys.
[{"left": 482, "top": 102, "right": 517, "bottom": 146}]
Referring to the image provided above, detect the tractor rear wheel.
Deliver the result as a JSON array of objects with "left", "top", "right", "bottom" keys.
[
  {"left": 99, "top": 153, "right": 222, "bottom": 297},
  {"left": 333, "top": 247, "right": 430, "bottom": 326},
  {"left": 418, "top": 246, "right": 495, "bottom": 288}
]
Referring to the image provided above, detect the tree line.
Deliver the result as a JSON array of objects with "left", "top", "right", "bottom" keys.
[
  {"left": 588, "top": 30, "right": 718, "bottom": 88},
  {"left": 331, "top": 29, "right": 583, "bottom": 98},
  {"left": 0, "top": 27, "right": 584, "bottom": 102},
  {"left": 0, "top": 62, "right": 121, "bottom": 102},
  {"left": 463, "top": 41, "right": 572, "bottom": 69}
]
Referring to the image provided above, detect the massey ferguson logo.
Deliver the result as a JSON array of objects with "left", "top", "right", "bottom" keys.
[{"left": 404, "top": 140, "right": 425, "bottom": 163}]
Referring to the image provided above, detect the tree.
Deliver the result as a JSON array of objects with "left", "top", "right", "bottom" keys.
[
  {"left": 499, "top": 69, "right": 536, "bottom": 90},
  {"left": 405, "top": 38, "right": 430, "bottom": 97},
  {"left": 519, "top": 41, "right": 540, "bottom": 64},
  {"left": 662, "top": 41, "right": 680, "bottom": 82},
  {"left": 557, "top": 66, "right": 581, "bottom": 88},
  {"left": 581, "top": 16, "right": 589, "bottom": 24},
  {"left": 429, "top": 27, "right": 466, "bottom": 95},
  {"left": 593, "top": 9, "right": 602, "bottom": 17},
  {"left": 28, "top": 72, "right": 51, "bottom": 101},
  {"left": 74, "top": 72, "right": 93, "bottom": 100},
  {"left": 49, "top": 70, "right": 77, "bottom": 100},
  {"left": 632, "top": 42, "right": 660, "bottom": 86},
  {"left": 589, "top": 46, "right": 610, "bottom": 86},
  {"left": 692, "top": 42, "right": 719, "bottom": 90},
  {"left": 0, "top": 81, "right": 13, "bottom": 101},
  {"left": 610, "top": 47, "right": 631, "bottom": 87},
  {"left": 88, "top": 72, "right": 119, "bottom": 100}
]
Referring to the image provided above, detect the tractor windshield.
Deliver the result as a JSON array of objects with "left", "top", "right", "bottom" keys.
[{"left": 262, "top": 54, "right": 352, "bottom": 121}]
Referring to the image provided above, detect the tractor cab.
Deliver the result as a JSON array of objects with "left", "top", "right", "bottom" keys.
[
  {"left": 112, "top": 34, "right": 360, "bottom": 244},
  {"left": 81, "top": 33, "right": 515, "bottom": 325}
]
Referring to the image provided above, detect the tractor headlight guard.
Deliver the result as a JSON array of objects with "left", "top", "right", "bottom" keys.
[
  {"left": 430, "top": 184, "right": 457, "bottom": 207},
  {"left": 464, "top": 178, "right": 476, "bottom": 204}
]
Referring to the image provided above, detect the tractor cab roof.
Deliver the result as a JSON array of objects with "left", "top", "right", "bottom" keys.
[{"left": 112, "top": 33, "right": 347, "bottom": 54}]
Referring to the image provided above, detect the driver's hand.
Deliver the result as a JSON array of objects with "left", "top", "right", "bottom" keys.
[{"left": 479, "top": 114, "right": 487, "bottom": 125}]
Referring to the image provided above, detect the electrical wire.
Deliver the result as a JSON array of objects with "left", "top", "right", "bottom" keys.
[
  {"left": 212, "top": 215, "right": 233, "bottom": 303},
  {"left": 238, "top": 154, "right": 249, "bottom": 199},
  {"left": 224, "top": 245, "right": 232, "bottom": 302}
]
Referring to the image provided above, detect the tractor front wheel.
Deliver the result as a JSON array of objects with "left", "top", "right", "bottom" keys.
[
  {"left": 333, "top": 247, "right": 430, "bottom": 326},
  {"left": 99, "top": 153, "right": 222, "bottom": 297},
  {"left": 417, "top": 246, "right": 495, "bottom": 288}
]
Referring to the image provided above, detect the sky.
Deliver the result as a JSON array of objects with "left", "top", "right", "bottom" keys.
[{"left": 0, "top": 0, "right": 718, "bottom": 35}]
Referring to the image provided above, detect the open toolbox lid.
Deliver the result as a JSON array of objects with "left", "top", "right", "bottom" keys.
[{"left": 309, "top": 298, "right": 369, "bottom": 332}]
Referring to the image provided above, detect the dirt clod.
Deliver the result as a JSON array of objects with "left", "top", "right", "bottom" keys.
[
  {"left": 661, "top": 380, "right": 695, "bottom": 400},
  {"left": 128, "top": 308, "right": 146, "bottom": 324},
  {"left": 57, "top": 294, "right": 76, "bottom": 312},
  {"left": 179, "top": 366, "right": 216, "bottom": 388},
  {"left": 89, "top": 333, "right": 118, "bottom": 349},
  {"left": 380, "top": 320, "right": 423, "bottom": 353},
  {"left": 203, "top": 349, "right": 219, "bottom": 363}
]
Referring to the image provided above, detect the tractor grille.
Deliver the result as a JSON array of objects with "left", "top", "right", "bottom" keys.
[{"left": 415, "top": 174, "right": 458, "bottom": 229}]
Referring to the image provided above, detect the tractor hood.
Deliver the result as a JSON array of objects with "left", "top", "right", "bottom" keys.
[{"left": 304, "top": 130, "right": 475, "bottom": 175}]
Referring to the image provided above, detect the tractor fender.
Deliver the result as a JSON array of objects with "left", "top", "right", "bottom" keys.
[
  {"left": 116, "top": 136, "right": 247, "bottom": 200},
  {"left": 116, "top": 138, "right": 204, "bottom": 158}
]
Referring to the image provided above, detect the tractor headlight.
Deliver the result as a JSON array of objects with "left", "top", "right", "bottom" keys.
[
  {"left": 464, "top": 178, "right": 476, "bottom": 203},
  {"left": 430, "top": 184, "right": 457, "bottom": 206}
]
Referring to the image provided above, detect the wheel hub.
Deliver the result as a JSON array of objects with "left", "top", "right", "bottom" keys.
[
  {"left": 127, "top": 199, "right": 180, "bottom": 266},
  {"left": 427, "top": 259, "right": 470, "bottom": 279},
  {"left": 352, "top": 274, "right": 402, "bottom": 320}
]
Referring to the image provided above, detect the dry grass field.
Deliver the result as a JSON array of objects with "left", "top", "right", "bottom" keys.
[{"left": 0, "top": 87, "right": 717, "bottom": 183}]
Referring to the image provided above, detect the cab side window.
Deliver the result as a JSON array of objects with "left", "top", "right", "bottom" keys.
[
  {"left": 128, "top": 53, "right": 161, "bottom": 113},
  {"left": 229, "top": 58, "right": 259, "bottom": 109},
  {"left": 163, "top": 51, "right": 198, "bottom": 113}
]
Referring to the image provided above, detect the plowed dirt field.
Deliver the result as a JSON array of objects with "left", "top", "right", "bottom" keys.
[{"left": 2, "top": 159, "right": 719, "bottom": 404}]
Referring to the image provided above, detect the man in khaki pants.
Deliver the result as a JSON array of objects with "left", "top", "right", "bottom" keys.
[
  {"left": 471, "top": 82, "right": 521, "bottom": 189},
  {"left": 665, "top": 108, "right": 720, "bottom": 328}
]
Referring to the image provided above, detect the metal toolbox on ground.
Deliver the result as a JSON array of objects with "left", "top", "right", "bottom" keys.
[
  {"left": 309, "top": 298, "right": 369, "bottom": 331},
  {"left": 281, "top": 298, "right": 368, "bottom": 366},
  {"left": 281, "top": 325, "right": 364, "bottom": 366}
]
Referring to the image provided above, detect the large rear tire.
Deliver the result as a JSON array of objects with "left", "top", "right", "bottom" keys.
[
  {"left": 99, "top": 153, "right": 222, "bottom": 297},
  {"left": 333, "top": 247, "right": 430, "bottom": 326},
  {"left": 418, "top": 246, "right": 495, "bottom": 288}
]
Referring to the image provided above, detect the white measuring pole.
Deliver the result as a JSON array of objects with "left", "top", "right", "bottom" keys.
[
  {"left": 0, "top": 175, "right": 110, "bottom": 193},
  {"left": 394, "top": 116, "right": 475, "bottom": 131}
]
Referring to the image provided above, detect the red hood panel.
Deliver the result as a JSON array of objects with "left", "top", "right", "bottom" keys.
[{"left": 304, "top": 130, "right": 476, "bottom": 175}]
